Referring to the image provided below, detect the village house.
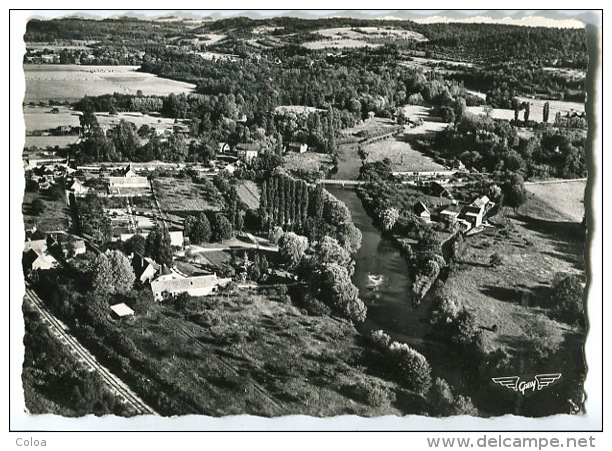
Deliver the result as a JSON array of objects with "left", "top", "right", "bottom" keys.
[
  {"left": 287, "top": 142, "right": 308, "bottom": 153},
  {"left": 132, "top": 253, "right": 160, "bottom": 285},
  {"left": 106, "top": 164, "right": 149, "bottom": 193},
  {"left": 150, "top": 273, "right": 232, "bottom": 301},
  {"left": 23, "top": 248, "right": 57, "bottom": 275},
  {"left": 459, "top": 195, "right": 494, "bottom": 229},
  {"left": 169, "top": 230, "right": 185, "bottom": 248},
  {"left": 413, "top": 201, "right": 431, "bottom": 222},
  {"left": 67, "top": 178, "right": 90, "bottom": 197},
  {"left": 235, "top": 143, "right": 260, "bottom": 163},
  {"left": 437, "top": 204, "right": 463, "bottom": 227}
]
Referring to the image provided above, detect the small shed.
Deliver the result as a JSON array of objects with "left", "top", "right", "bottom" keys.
[{"left": 110, "top": 303, "right": 135, "bottom": 318}]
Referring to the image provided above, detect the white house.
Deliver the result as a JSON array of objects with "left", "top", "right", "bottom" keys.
[{"left": 150, "top": 274, "right": 232, "bottom": 301}]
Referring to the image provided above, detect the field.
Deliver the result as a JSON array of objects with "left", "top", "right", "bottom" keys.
[
  {"left": 95, "top": 112, "right": 183, "bottom": 134},
  {"left": 22, "top": 189, "right": 71, "bottom": 233},
  {"left": 283, "top": 151, "right": 334, "bottom": 174},
  {"left": 523, "top": 180, "right": 586, "bottom": 223},
  {"left": 24, "top": 65, "right": 196, "bottom": 102},
  {"left": 274, "top": 105, "right": 324, "bottom": 115},
  {"left": 153, "top": 177, "right": 223, "bottom": 213},
  {"left": 103, "top": 291, "right": 408, "bottom": 416},
  {"left": 23, "top": 105, "right": 81, "bottom": 131},
  {"left": 466, "top": 98, "right": 584, "bottom": 124},
  {"left": 364, "top": 137, "right": 447, "bottom": 172},
  {"left": 195, "top": 250, "right": 233, "bottom": 268},
  {"left": 303, "top": 27, "right": 427, "bottom": 49},
  {"left": 235, "top": 181, "right": 261, "bottom": 210},
  {"left": 24, "top": 136, "right": 80, "bottom": 150}
]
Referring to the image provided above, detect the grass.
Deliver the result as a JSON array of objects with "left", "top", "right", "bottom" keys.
[
  {"left": 23, "top": 106, "right": 81, "bottom": 131},
  {"left": 111, "top": 291, "right": 408, "bottom": 417},
  {"left": 283, "top": 152, "right": 333, "bottom": 174},
  {"left": 235, "top": 181, "right": 261, "bottom": 210},
  {"left": 441, "top": 201, "right": 585, "bottom": 359},
  {"left": 24, "top": 65, "right": 195, "bottom": 102},
  {"left": 153, "top": 177, "right": 223, "bottom": 213},
  {"left": 24, "top": 136, "right": 80, "bottom": 149},
  {"left": 364, "top": 136, "right": 447, "bottom": 172},
  {"left": 523, "top": 180, "right": 586, "bottom": 223},
  {"left": 22, "top": 189, "right": 71, "bottom": 233},
  {"left": 95, "top": 112, "right": 181, "bottom": 134}
]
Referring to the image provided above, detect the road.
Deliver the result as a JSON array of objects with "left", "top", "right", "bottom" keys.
[{"left": 24, "top": 286, "right": 159, "bottom": 416}]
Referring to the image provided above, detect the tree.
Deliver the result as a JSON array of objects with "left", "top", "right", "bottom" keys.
[
  {"left": 186, "top": 213, "right": 211, "bottom": 244},
  {"left": 317, "top": 263, "right": 366, "bottom": 322},
  {"left": 388, "top": 341, "right": 432, "bottom": 393},
  {"left": 30, "top": 199, "right": 45, "bottom": 216},
  {"left": 124, "top": 234, "right": 146, "bottom": 256},
  {"left": 312, "top": 236, "right": 352, "bottom": 270},
  {"left": 211, "top": 213, "right": 233, "bottom": 243},
  {"left": 543, "top": 101, "right": 550, "bottom": 123},
  {"left": 489, "top": 252, "right": 504, "bottom": 267},
  {"left": 91, "top": 250, "right": 135, "bottom": 295},
  {"left": 503, "top": 173, "right": 528, "bottom": 207},
  {"left": 145, "top": 224, "right": 173, "bottom": 266},
  {"left": 278, "top": 232, "right": 309, "bottom": 269},
  {"left": 552, "top": 273, "right": 585, "bottom": 326},
  {"left": 380, "top": 208, "right": 399, "bottom": 232},
  {"left": 427, "top": 377, "right": 479, "bottom": 416},
  {"left": 523, "top": 102, "right": 530, "bottom": 122}
]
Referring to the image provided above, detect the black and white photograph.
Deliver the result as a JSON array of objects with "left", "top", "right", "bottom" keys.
[{"left": 8, "top": 6, "right": 604, "bottom": 440}]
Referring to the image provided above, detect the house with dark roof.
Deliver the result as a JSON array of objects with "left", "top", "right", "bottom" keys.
[
  {"left": 413, "top": 201, "right": 431, "bottom": 222},
  {"left": 132, "top": 253, "right": 160, "bottom": 285}
]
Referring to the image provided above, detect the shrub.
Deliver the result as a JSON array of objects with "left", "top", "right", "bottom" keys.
[{"left": 387, "top": 342, "right": 432, "bottom": 393}]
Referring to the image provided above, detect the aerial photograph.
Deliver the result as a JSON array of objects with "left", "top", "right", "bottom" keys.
[{"left": 16, "top": 9, "right": 594, "bottom": 424}]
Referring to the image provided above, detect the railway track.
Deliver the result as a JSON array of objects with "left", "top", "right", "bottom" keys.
[{"left": 24, "top": 287, "right": 159, "bottom": 416}]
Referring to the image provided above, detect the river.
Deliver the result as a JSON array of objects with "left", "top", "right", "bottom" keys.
[{"left": 327, "top": 187, "right": 464, "bottom": 388}]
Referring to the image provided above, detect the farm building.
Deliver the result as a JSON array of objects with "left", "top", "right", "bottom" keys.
[
  {"left": 23, "top": 239, "right": 47, "bottom": 255},
  {"left": 218, "top": 142, "right": 230, "bottom": 153},
  {"left": 437, "top": 204, "right": 462, "bottom": 225},
  {"left": 150, "top": 273, "right": 232, "bottom": 301},
  {"left": 413, "top": 201, "right": 431, "bottom": 222},
  {"left": 459, "top": 195, "right": 494, "bottom": 229}
]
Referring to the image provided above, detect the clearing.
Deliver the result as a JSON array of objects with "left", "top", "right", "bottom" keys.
[
  {"left": 24, "top": 65, "right": 196, "bottom": 102},
  {"left": 22, "top": 189, "right": 71, "bottom": 233},
  {"left": 283, "top": 152, "right": 334, "bottom": 175},
  {"left": 153, "top": 177, "right": 224, "bottom": 214},
  {"left": 23, "top": 105, "right": 81, "bottom": 132},
  {"left": 523, "top": 180, "right": 586, "bottom": 223},
  {"left": 235, "top": 181, "right": 261, "bottom": 210},
  {"left": 95, "top": 112, "right": 184, "bottom": 134},
  {"left": 111, "top": 291, "right": 409, "bottom": 416}
]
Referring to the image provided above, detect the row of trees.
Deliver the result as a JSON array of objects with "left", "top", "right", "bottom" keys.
[{"left": 260, "top": 172, "right": 362, "bottom": 252}]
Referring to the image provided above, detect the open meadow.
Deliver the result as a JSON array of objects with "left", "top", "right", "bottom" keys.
[
  {"left": 23, "top": 105, "right": 81, "bottom": 131},
  {"left": 105, "top": 291, "right": 407, "bottom": 417},
  {"left": 153, "top": 177, "right": 223, "bottom": 214},
  {"left": 364, "top": 135, "right": 447, "bottom": 172},
  {"left": 523, "top": 180, "right": 586, "bottom": 223},
  {"left": 24, "top": 65, "right": 196, "bottom": 102}
]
